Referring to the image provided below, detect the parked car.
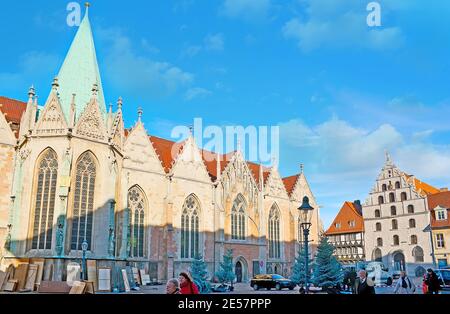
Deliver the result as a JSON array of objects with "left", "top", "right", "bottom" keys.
[
  {"left": 211, "top": 283, "right": 234, "bottom": 293},
  {"left": 365, "top": 261, "right": 394, "bottom": 286},
  {"left": 250, "top": 274, "right": 296, "bottom": 291},
  {"left": 435, "top": 269, "right": 450, "bottom": 290}
]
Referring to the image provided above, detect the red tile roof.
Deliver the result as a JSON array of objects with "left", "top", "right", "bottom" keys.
[
  {"left": 149, "top": 135, "right": 186, "bottom": 173},
  {"left": 325, "top": 201, "right": 364, "bottom": 235},
  {"left": 282, "top": 174, "right": 299, "bottom": 196},
  {"left": 246, "top": 161, "right": 270, "bottom": 186},
  {"left": 201, "top": 150, "right": 235, "bottom": 181},
  {"left": 403, "top": 172, "right": 441, "bottom": 196},
  {"left": 0, "top": 96, "right": 27, "bottom": 124},
  {"left": 428, "top": 191, "right": 450, "bottom": 229}
]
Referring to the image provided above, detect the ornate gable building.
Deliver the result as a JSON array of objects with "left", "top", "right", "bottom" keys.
[
  {"left": 362, "top": 153, "right": 444, "bottom": 276},
  {"left": 0, "top": 7, "right": 322, "bottom": 283}
]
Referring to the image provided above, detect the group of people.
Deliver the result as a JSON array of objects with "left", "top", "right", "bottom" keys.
[
  {"left": 165, "top": 272, "right": 200, "bottom": 295},
  {"left": 343, "top": 268, "right": 442, "bottom": 294}
]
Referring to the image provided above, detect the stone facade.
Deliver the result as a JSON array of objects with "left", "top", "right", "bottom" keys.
[
  {"left": 362, "top": 154, "right": 439, "bottom": 277},
  {"left": 0, "top": 8, "right": 322, "bottom": 282}
]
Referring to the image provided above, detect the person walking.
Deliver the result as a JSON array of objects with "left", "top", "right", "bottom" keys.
[
  {"left": 424, "top": 269, "right": 441, "bottom": 294},
  {"left": 166, "top": 278, "right": 181, "bottom": 294},
  {"left": 393, "top": 271, "right": 416, "bottom": 294},
  {"left": 179, "top": 272, "right": 200, "bottom": 294},
  {"left": 354, "top": 270, "right": 376, "bottom": 294}
]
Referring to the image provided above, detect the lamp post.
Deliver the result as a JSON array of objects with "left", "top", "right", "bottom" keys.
[
  {"left": 81, "top": 239, "right": 88, "bottom": 281},
  {"left": 298, "top": 196, "right": 314, "bottom": 294}
]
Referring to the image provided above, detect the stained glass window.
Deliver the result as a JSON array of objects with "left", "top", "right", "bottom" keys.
[
  {"left": 180, "top": 194, "right": 200, "bottom": 259},
  {"left": 31, "top": 149, "right": 58, "bottom": 250},
  {"left": 268, "top": 204, "right": 281, "bottom": 259},
  {"left": 231, "top": 194, "right": 246, "bottom": 240},
  {"left": 70, "top": 152, "right": 96, "bottom": 251},
  {"left": 128, "top": 186, "right": 146, "bottom": 257}
]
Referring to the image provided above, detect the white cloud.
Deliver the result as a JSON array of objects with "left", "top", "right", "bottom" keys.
[
  {"left": 279, "top": 117, "right": 450, "bottom": 228},
  {"left": 98, "top": 28, "right": 193, "bottom": 98},
  {"left": 184, "top": 87, "right": 212, "bottom": 101},
  {"left": 204, "top": 33, "right": 225, "bottom": 51},
  {"left": 282, "top": 0, "right": 404, "bottom": 52},
  {"left": 221, "top": 0, "right": 271, "bottom": 21},
  {"left": 0, "top": 51, "right": 60, "bottom": 93}
]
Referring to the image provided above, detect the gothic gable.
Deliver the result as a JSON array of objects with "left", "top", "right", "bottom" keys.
[
  {"left": 290, "top": 173, "right": 317, "bottom": 207},
  {"left": 34, "top": 93, "right": 68, "bottom": 136},
  {"left": 0, "top": 110, "right": 16, "bottom": 145},
  {"left": 265, "top": 168, "right": 289, "bottom": 199},
  {"left": 75, "top": 98, "right": 107, "bottom": 141},
  {"left": 171, "top": 137, "right": 211, "bottom": 182},
  {"left": 123, "top": 123, "right": 165, "bottom": 174}
]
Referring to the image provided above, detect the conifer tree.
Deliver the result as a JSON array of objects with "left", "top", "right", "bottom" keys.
[
  {"left": 215, "top": 249, "right": 236, "bottom": 287},
  {"left": 312, "top": 237, "right": 343, "bottom": 288},
  {"left": 290, "top": 244, "right": 313, "bottom": 285},
  {"left": 190, "top": 254, "right": 211, "bottom": 293}
]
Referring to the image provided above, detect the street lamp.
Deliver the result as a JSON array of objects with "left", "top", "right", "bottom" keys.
[
  {"left": 81, "top": 239, "right": 88, "bottom": 281},
  {"left": 298, "top": 196, "right": 314, "bottom": 294}
]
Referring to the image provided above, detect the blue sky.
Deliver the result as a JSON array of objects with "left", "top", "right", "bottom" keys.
[{"left": 1, "top": 0, "right": 450, "bottom": 228}]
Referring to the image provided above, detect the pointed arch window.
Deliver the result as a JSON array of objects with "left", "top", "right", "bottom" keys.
[
  {"left": 181, "top": 195, "right": 200, "bottom": 259},
  {"left": 268, "top": 204, "right": 281, "bottom": 259},
  {"left": 231, "top": 194, "right": 246, "bottom": 240},
  {"left": 70, "top": 152, "right": 96, "bottom": 251},
  {"left": 128, "top": 186, "right": 146, "bottom": 258},
  {"left": 31, "top": 149, "right": 58, "bottom": 250}
]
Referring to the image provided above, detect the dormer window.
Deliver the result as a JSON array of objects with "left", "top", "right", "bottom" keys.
[
  {"left": 435, "top": 207, "right": 447, "bottom": 221},
  {"left": 335, "top": 223, "right": 341, "bottom": 229},
  {"left": 349, "top": 220, "right": 355, "bottom": 227}
]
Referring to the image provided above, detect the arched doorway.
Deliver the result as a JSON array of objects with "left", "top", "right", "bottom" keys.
[
  {"left": 235, "top": 261, "right": 243, "bottom": 283},
  {"left": 393, "top": 251, "right": 406, "bottom": 271}
]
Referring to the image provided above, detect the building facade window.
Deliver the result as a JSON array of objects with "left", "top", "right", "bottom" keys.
[
  {"left": 231, "top": 194, "right": 246, "bottom": 240},
  {"left": 436, "top": 233, "right": 445, "bottom": 249},
  {"left": 408, "top": 205, "right": 415, "bottom": 214},
  {"left": 377, "top": 238, "right": 383, "bottom": 247},
  {"left": 349, "top": 220, "right": 355, "bottom": 227},
  {"left": 375, "top": 223, "right": 382, "bottom": 231},
  {"left": 181, "top": 194, "right": 200, "bottom": 259},
  {"left": 412, "top": 246, "right": 424, "bottom": 262},
  {"left": 409, "top": 219, "right": 416, "bottom": 228},
  {"left": 373, "top": 248, "right": 382, "bottom": 262},
  {"left": 411, "top": 235, "right": 418, "bottom": 245},
  {"left": 128, "top": 186, "right": 146, "bottom": 258},
  {"left": 393, "top": 235, "right": 400, "bottom": 246},
  {"left": 401, "top": 192, "right": 407, "bottom": 201},
  {"left": 375, "top": 209, "right": 381, "bottom": 218},
  {"left": 31, "top": 149, "right": 58, "bottom": 250},
  {"left": 70, "top": 152, "right": 96, "bottom": 251},
  {"left": 391, "top": 206, "right": 397, "bottom": 216},
  {"left": 389, "top": 193, "right": 395, "bottom": 203},
  {"left": 378, "top": 196, "right": 384, "bottom": 204},
  {"left": 395, "top": 181, "right": 401, "bottom": 189},
  {"left": 382, "top": 184, "right": 387, "bottom": 191},
  {"left": 268, "top": 204, "right": 281, "bottom": 259},
  {"left": 392, "top": 219, "right": 398, "bottom": 230}
]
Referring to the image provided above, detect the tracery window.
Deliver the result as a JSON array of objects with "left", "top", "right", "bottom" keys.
[
  {"left": 231, "top": 194, "right": 246, "bottom": 240},
  {"left": 70, "top": 152, "right": 96, "bottom": 251},
  {"left": 128, "top": 186, "right": 146, "bottom": 257},
  {"left": 31, "top": 149, "right": 58, "bottom": 250},
  {"left": 181, "top": 194, "right": 200, "bottom": 259},
  {"left": 268, "top": 204, "right": 281, "bottom": 259}
]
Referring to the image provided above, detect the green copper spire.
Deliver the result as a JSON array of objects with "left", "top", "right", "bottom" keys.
[{"left": 56, "top": 4, "right": 106, "bottom": 121}]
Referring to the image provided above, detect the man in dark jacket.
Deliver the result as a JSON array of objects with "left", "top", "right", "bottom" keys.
[
  {"left": 424, "top": 269, "right": 441, "bottom": 294},
  {"left": 354, "top": 270, "right": 376, "bottom": 294}
]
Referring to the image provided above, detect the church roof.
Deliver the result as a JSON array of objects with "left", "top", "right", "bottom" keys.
[
  {"left": 149, "top": 135, "right": 186, "bottom": 173},
  {"left": 0, "top": 96, "right": 27, "bottom": 124},
  {"left": 55, "top": 6, "right": 106, "bottom": 122},
  {"left": 282, "top": 174, "right": 299, "bottom": 196},
  {"left": 0, "top": 96, "right": 27, "bottom": 138},
  {"left": 325, "top": 201, "right": 364, "bottom": 235},
  {"left": 246, "top": 161, "right": 270, "bottom": 186}
]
